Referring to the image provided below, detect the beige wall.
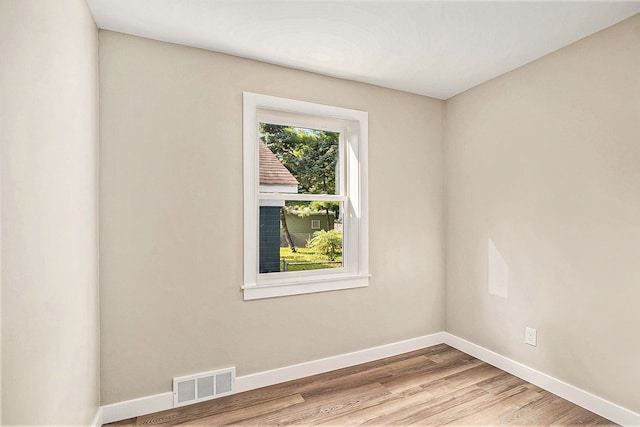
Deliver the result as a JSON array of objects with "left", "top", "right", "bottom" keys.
[
  {"left": 445, "top": 14, "right": 640, "bottom": 412},
  {"left": 0, "top": 0, "right": 100, "bottom": 424},
  {"left": 99, "top": 31, "right": 444, "bottom": 404}
]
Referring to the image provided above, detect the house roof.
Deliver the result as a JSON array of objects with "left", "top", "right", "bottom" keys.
[{"left": 259, "top": 141, "right": 298, "bottom": 186}]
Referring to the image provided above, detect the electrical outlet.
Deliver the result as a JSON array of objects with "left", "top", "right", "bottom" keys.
[{"left": 525, "top": 327, "right": 537, "bottom": 346}]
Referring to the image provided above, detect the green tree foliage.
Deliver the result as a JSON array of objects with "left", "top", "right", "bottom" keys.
[
  {"left": 260, "top": 124, "right": 339, "bottom": 195},
  {"left": 307, "top": 230, "right": 342, "bottom": 261},
  {"left": 309, "top": 201, "right": 340, "bottom": 218}
]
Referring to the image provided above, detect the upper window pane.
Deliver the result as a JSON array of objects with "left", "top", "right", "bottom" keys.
[{"left": 259, "top": 123, "right": 340, "bottom": 195}]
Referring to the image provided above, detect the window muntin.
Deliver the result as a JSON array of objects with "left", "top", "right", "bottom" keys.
[{"left": 243, "top": 92, "right": 369, "bottom": 300}]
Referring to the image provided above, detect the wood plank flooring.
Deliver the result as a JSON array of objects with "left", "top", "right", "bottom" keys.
[{"left": 105, "top": 344, "right": 615, "bottom": 426}]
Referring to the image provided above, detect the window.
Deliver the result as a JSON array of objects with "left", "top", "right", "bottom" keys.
[{"left": 243, "top": 92, "right": 369, "bottom": 300}]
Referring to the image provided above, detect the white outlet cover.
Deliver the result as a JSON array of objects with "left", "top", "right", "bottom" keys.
[{"left": 525, "top": 327, "right": 537, "bottom": 346}]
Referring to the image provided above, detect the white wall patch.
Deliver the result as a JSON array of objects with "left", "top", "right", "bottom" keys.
[{"left": 488, "top": 238, "right": 509, "bottom": 298}]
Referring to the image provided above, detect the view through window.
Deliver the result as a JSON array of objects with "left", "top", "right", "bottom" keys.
[
  {"left": 243, "top": 92, "right": 368, "bottom": 300},
  {"left": 258, "top": 123, "right": 344, "bottom": 274}
]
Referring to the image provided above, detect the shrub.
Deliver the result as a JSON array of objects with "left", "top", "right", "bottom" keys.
[{"left": 307, "top": 230, "right": 342, "bottom": 260}]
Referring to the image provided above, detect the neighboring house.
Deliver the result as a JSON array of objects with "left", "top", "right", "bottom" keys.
[
  {"left": 258, "top": 141, "right": 298, "bottom": 273},
  {"left": 282, "top": 210, "right": 336, "bottom": 247}
]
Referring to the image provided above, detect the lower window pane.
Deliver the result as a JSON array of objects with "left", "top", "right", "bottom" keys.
[{"left": 259, "top": 202, "right": 343, "bottom": 274}]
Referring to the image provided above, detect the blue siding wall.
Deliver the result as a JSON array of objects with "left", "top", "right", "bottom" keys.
[{"left": 259, "top": 206, "right": 281, "bottom": 273}]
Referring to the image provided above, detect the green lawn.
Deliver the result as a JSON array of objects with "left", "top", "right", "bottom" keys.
[{"left": 280, "top": 247, "right": 342, "bottom": 271}]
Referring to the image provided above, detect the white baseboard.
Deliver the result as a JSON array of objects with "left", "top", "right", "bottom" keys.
[
  {"left": 442, "top": 333, "right": 640, "bottom": 426},
  {"left": 91, "top": 406, "right": 103, "bottom": 427},
  {"left": 99, "top": 333, "right": 444, "bottom": 424},
  {"left": 101, "top": 392, "right": 173, "bottom": 424},
  {"left": 235, "top": 332, "right": 446, "bottom": 393},
  {"left": 99, "top": 332, "right": 639, "bottom": 426}
]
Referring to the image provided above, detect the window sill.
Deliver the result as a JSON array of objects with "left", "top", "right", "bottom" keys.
[{"left": 242, "top": 274, "right": 370, "bottom": 300}]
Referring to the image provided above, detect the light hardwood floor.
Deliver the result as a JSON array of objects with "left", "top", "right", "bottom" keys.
[{"left": 106, "top": 344, "right": 615, "bottom": 426}]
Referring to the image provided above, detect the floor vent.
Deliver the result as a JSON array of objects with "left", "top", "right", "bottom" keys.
[{"left": 173, "top": 367, "right": 236, "bottom": 407}]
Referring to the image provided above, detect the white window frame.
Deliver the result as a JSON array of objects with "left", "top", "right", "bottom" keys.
[
  {"left": 243, "top": 92, "right": 369, "bottom": 300},
  {"left": 310, "top": 219, "right": 321, "bottom": 230}
]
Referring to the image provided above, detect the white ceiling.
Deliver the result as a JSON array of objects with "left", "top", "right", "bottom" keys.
[{"left": 86, "top": 1, "right": 640, "bottom": 100}]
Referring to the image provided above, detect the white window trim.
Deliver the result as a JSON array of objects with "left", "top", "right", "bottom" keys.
[
  {"left": 242, "top": 92, "right": 369, "bottom": 300},
  {"left": 311, "top": 219, "right": 321, "bottom": 230}
]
